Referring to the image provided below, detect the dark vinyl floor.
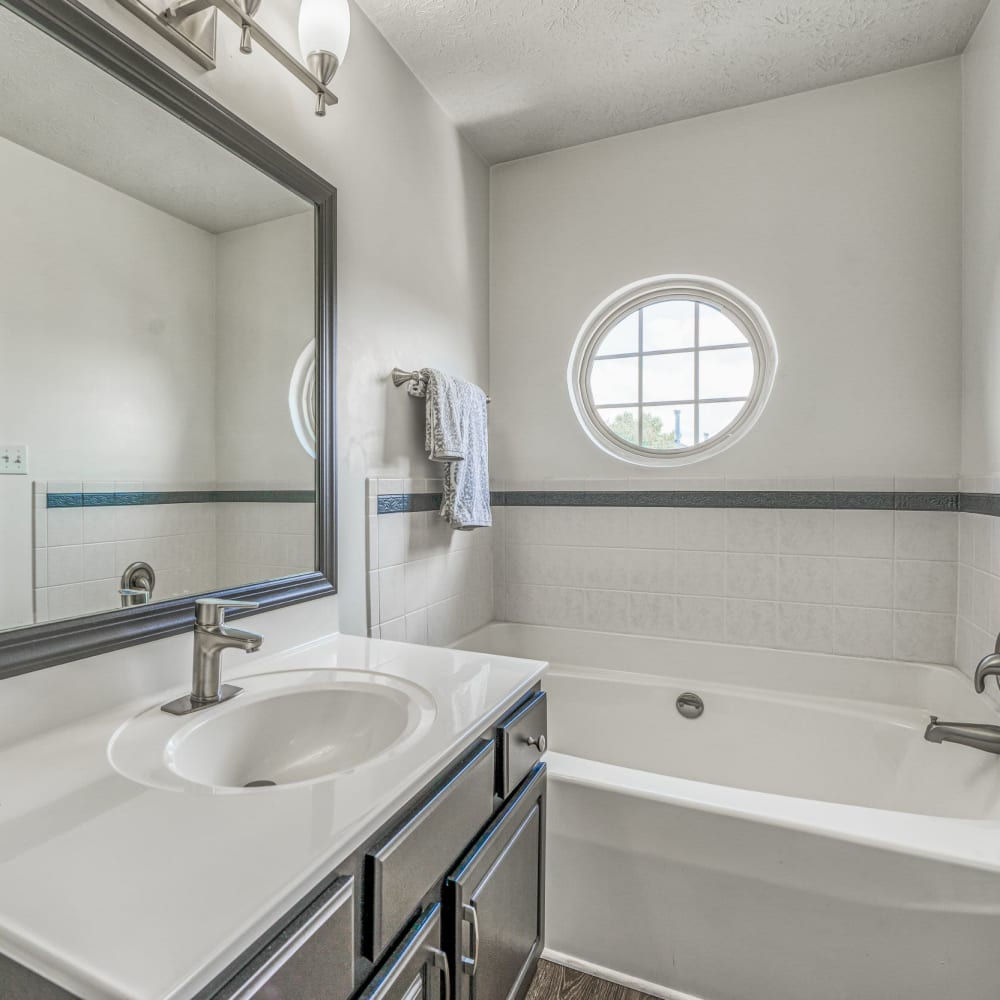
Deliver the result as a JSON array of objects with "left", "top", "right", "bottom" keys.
[{"left": 527, "top": 961, "right": 658, "bottom": 1000}]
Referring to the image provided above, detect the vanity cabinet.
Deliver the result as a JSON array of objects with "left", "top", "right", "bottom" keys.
[
  {"left": 2, "top": 689, "right": 546, "bottom": 1000},
  {"left": 444, "top": 764, "right": 546, "bottom": 1000},
  {"left": 211, "top": 689, "right": 548, "bottom": 1000}
]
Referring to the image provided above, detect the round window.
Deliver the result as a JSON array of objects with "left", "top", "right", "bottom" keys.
[
  {"left": 568, "top": 275, "right": 777, "bottom": 466},
  {"left": 288, "top": 339, "right": 317, "bottom": 459}
]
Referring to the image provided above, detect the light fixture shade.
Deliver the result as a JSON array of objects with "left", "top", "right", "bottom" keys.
[{"left": 299, "top": 0, "right": 351, "bottom": 68}]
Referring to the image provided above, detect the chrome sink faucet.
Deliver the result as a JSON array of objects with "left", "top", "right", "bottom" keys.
[{"left": 161, "top": 599, "right": 262, "bottom": 716}]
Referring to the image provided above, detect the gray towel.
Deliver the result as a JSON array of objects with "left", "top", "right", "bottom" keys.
[{"left": 409, "top": 368, "right": 492, "bottom": 530}]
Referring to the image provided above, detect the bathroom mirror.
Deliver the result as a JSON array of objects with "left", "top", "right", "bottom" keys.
[{"left": 0, "top": 0, "right": 336, "bottom": 676}]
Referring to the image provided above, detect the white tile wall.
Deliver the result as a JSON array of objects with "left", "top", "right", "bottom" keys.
[
  {"left": 35, "top": 490, "right": 217, "bottom": 622},
  {"left": 215, "top": 501, "right": 315, "bottom": 589},
  {"left": 494, "top": 478, "right": 958, "bottom": 665},
  {"left": 32, "top": 483, "right": 315, "bottom": 623},
  {"left": 365, "top": 478, "right": 494, "bottom": 646},
  {"left": 956, "top": 511, "right": 1000, "bottom": 685}
]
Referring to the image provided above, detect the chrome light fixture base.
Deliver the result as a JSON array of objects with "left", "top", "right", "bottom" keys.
[
  {"left": 115, "top": 0, "right": 217, "bottom": 68},
  {"left": 306, "top": 50, "right": 339, "bottom": 115},
  {"left": 114, "top": 0, "right": 338, "bottom": 114}
]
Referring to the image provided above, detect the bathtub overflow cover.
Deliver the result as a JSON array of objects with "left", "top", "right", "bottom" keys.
[{"left": 676, "top": 692, "right": 704, "bottom": 719}]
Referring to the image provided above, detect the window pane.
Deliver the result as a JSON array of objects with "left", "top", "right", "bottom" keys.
[
  {"left": 699, "top": 303, "right": 748, "bottom": 347},
  {"left": 642, "top": 405, "right": 694, "bottom": 450},
  {"left": 643, "top": 352, "right": 694, "bottom": 403},
  {"left": 600, "top": 407, "right": 640, "bottom": 445},
  {"left": 596, "top": 312, "right": 639, "bottom": 356},
  {"left": 590, "top": 356, "right": 638, "bottom": 405},
  {"left": 643, "top": 300, "right": 695, "bottom": 352},
  {"left": 699, "top": 347, "right": 754, "bottom": 399},
  {"left": 699, "top": 401, "right": 746, "bottom": 440}
]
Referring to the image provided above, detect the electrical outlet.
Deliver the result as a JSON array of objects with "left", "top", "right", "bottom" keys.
[{"left": 0, "top": 445, "right": 28, "bottom": 475}]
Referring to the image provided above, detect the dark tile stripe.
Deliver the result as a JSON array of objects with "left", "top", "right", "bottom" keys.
[
  {"left": 375, "top": 489, "right": 965, "bottom": 514},
  {"left": 960, "top": 493, "right": 1000, "bottom": 516},
  {"left": 213, "top": 490, "right": 315, "bottom": 504},
  {"left": 46, "top": 490, "right": 315, "bottom": 508}
]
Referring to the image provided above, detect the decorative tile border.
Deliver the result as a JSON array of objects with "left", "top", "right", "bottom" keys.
[
  {"left": 376, "top": 489, "right": 966, "bottom": 514},
  {"left": 377, "top": 493, "right": 443, "bottom": 515},
  {"left": 47, "top": 489, "right": 315, "bottom": 508},
  {"left": 501, "top": 490, "right": 959, "bottom": 511}
]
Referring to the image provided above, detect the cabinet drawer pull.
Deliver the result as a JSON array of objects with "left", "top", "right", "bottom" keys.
[
  {"left": 461, "top": 903, "right": 480, "bottom": 977},
  {"left": 429, "top": 946, "right": 450, "bottom": 1000},
  {"left": 525, "top": 734, "right": 546, "bottom": 753}
]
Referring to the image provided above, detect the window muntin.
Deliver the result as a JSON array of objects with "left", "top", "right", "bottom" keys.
[{"left": 569, "top": 276, "right": 777, "bottom": 467}]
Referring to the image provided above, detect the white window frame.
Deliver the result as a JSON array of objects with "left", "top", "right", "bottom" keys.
[{"left": 567, "top": 275, "right": 778, "bottom": 467}]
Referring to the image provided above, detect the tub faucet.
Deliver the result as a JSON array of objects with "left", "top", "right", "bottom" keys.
[
  {"left": 974, "top": 639, "right": 1000, "bottom": 694},
  {"left": 924, "top": 717, "right": 1000, "bottom": 755},
  {"left": 161, "top": 599, "right": 262, "bottom": 716}
]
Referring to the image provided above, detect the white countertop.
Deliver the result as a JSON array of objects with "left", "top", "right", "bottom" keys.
[{"left": 0, "top": 630, "right": 547, "bottom": 1000}]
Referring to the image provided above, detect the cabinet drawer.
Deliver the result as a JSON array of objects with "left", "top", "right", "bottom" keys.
[
  {"left": 364, "top": 740, "right": 495, "bottom": 960},
  {"left": 496, "top": 692, "right": 547, "bottom": 798},
  {"left": 358, "top": 905, "right": 448, "bottom": 1000},
  {"left": 214, "top": 876, "right": 354, "bottom": 1000}
]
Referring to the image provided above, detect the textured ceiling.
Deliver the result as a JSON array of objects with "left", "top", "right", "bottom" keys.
[
  {"left": 0, "top": 6, "right": 309, "bottom": 233},
  {"left": 356, "top": 0, "right": 989, "bottom": 163}
]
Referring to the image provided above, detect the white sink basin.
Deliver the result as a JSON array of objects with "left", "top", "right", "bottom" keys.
[
  {"left": 167, "top": 686, "right": 412, "bottom": 788},
  {"left": 109, "top": 669, "right": 437, "bottom": 792}
]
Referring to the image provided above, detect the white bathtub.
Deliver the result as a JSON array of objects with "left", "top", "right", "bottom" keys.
[{"left": 455, "top": 623, "right": 1000, "bottom": 1000}]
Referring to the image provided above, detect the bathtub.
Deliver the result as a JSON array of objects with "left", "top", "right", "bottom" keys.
[{"left": 454, "top": 623, "right": 1000, "bottom": 1000}]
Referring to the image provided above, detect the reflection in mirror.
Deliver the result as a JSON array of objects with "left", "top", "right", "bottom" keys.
[{"left": 0, "top": 5, "right": 317, "bottom": 631}]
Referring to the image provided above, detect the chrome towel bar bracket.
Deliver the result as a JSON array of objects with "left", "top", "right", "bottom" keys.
[{"left": 391, "top": 368, "right": 491, "bottom": 403}]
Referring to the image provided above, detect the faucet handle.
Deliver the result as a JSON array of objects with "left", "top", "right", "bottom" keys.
[{"left": 195, "top": 598, "right": 259, "bottom": 627}]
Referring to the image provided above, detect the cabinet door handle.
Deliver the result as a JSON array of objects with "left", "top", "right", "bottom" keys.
[
  {"left": 526, "top": 734, "right": 546, "bottom": 753},
  {"left": 429, "top": 945, "right": 450, "bottom": 1000},
  {"left": 461, "top": 903, "right": 480, "bottom": 977}
]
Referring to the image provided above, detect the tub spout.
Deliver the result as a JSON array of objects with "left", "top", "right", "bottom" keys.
[{"left": 924, "top": 716, "right": 1000, "bottom": 755}]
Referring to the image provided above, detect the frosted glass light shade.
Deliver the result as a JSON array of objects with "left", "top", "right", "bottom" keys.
[{"left": 299, "top": 0, "right": 351, "bottom": 67}]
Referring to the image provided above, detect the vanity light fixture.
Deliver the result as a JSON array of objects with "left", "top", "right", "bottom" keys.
[
  {"left": 114, "top": 0, "right": 344, "bottom": 116},
  {"left": 298, "top": 0, "right": 351, "bottom": 115}
]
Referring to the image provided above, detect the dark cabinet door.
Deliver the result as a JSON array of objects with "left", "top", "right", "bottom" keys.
[
  {"left": 358, "top": 904, "right": 450, "bottom": 1000},
  {"left": 445, "top": 765, "right": 546, "bottom": 1000}
]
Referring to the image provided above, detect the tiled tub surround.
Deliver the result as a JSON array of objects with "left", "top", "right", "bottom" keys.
[
  {"left": 214, "top": 498, "right": 315, "bottom": 590},
  {"left": 34, "top": 483, "right": 314, "bottom": 621},
  {"left": 497, "top": 502, "right": 957, "bottom": 664},
  {"left": 369, "top": 478, "right": 972, "bottom": 664},
  {"left": 955, "top": 496, "right": 1000, "bottom": 687},
  {"left": 366, "top": 478, "right": 494, "bottom": 645}
]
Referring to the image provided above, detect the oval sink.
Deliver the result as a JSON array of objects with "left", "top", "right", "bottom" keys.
[
  {"left": 108, "top": 669, "right": 437, "bottom": 793},
  {"left": 166, "top": 686, "right": 412, "bottom": 788}
]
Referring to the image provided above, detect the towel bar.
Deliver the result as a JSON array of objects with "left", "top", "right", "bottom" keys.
[{"left": 391, "top": 368, "right": 491, "bottom": 403}]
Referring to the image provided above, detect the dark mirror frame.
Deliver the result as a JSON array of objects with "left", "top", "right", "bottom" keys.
[{"left": 0, "top": 0, "right": 337, "bottom": 680}]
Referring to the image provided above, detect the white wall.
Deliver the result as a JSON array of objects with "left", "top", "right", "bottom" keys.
[
  {"left": 490, "top": 60, "right": 963, "bottom": 484},
  {"left": 0, "top": 135, "right": 217, "bottom": 627},
  {"left": 957, "top": 0, "right": 1000, "bottom": 680},
  {"left": 215, "top": 212, "right": 315, "bottom": 489},
  {"left": 962, "top": 0, "right": 1000, "bottom": 483},
  {"left": 72, "top": 0, "right": 491, "bottom": 637}
]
